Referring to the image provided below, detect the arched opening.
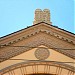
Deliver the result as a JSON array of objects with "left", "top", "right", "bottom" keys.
[
  {"left": 29, "top": 73, "right": 56, "bottom": 75},
  {"left": 0, "top": 61, "right": 74, "bottom": 75}
]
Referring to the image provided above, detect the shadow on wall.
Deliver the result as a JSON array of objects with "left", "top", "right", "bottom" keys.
[{"left": 28, "top": 73, "right": 56, "bottom": 75}]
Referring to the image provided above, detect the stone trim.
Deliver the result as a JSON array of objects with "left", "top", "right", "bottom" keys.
[
  {"left": 0, "top": 29, "right": 75, "bottom": 47},
  {"left": 0, "top": 32, "right": 75, "bottom": 63},
  {"left": 0, "top": 61, "right": 74, "bottom": 75}
]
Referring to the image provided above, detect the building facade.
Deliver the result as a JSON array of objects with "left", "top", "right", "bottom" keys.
[{"left": 0, "top": 9, "right": 75, "bottom": 75}]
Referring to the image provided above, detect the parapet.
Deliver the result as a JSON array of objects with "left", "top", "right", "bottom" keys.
[{"left": 33, "top": 9, "right": 52, "bottom": 25}]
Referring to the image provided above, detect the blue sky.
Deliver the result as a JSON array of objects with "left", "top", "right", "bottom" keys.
[{"left": 0, "top": 0, "right": 74, "bottom": 37}]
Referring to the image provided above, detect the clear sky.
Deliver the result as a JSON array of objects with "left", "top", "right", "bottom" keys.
[{"left": 0, "top": 0, "right": 74, "bottom": 37}]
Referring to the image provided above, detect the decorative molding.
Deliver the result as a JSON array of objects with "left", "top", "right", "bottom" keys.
[
  {"left": 0, "top": 23, "right": 75, "bottom": 63},
  {"left": 0, "top": 32, "right": 75, "bottom": 63},
  {"left": 0, "top": 29, "right": 75, "bottom": 47},
  {"left": 0, "top": 61, "right": 74, "bottom": 75},
  {"left": 35, "top": 47, "right": 50, "bottom": 60}
]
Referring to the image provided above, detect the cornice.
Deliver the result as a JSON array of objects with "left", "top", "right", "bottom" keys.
[
  {"left": 0, "top": 27, "right": 75, "bottom": 47},
  {"left": 0, "top": 22, "right": 75, "bottom": 40},
  {"left": 0, "top": 31, "right": 75, "bottom": 63},
  {"left": 0, "top": 22, "right": 75, "bottom": 62}
]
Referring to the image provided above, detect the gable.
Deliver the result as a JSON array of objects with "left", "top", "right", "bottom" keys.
[
  {"left": 0, "top": 22, "right": 75, "bottom": 45},
  {"left": 0, "top": 22, "right": 75, "bottom": 63}
]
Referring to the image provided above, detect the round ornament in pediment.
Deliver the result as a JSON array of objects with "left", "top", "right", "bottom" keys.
[{"left": 35, "top": 47, "right": 50, "bottom": 60}]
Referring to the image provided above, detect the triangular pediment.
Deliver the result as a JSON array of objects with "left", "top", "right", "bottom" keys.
[{"left": 0, "top": 22, "right": 75, "bottom": 63}]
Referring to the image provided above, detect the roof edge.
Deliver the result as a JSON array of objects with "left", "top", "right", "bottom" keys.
[{"left": 0, "top": 22, "right": 75, "bottom": 39}]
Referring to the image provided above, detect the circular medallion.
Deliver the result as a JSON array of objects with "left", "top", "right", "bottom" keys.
[{"left": 35, "top": 47, "right": 50, "bottom": 60}]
